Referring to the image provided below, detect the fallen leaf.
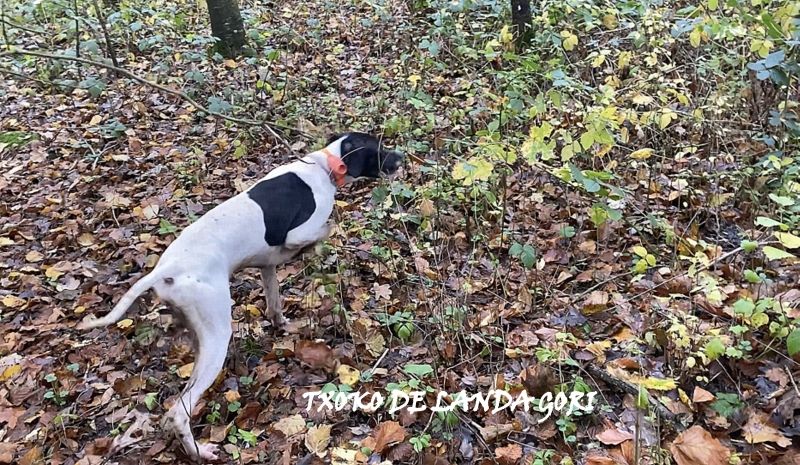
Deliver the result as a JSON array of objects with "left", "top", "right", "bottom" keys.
[
  {"left": 273, "top": 414, "right": 306, "bottom": 437},
  {"left": 373, "top": 283, "right": 392, "bottom": 301},
  {"left": 305, "top": 424, "right": 332, "bottom": 457},
  {"left": 495, "top": 443, "right": 522, "bottom": 465},
  {"left": 692, "top": 386, "right": 715, "bottom": 403},
  {"left": 630, "top": 148, "right": 654, "bottom": 160},
  {"left": 337, "top": 364, "right": 360, "bottom": 387},
  {"left": 0, "top": 442, "right": 16, "bottom": 464},
  {"left": 224, "top": 390, "right": 240, "bottom": 403},
  {"left": 584, "top": 454, "right": 616, "bottom": 465},
  {"left": 374, "top": 421, "right": 406, "bottom": 453},
  {"left": 2, "top": 295, "right": 26, "bottom": 308},
  {"left": 25, "top": 250, "right": 43, "bottom": 262},
  {"left": 0, "top": 364, "right": 21, "bottom": 382},
  {"left": 295, "top": 340, "right": 336, "bottom": 371},
  {"left": 18, "top": 446, "right": 41, "bottom": 465},
  {"left": 176, "top": 363, "right": 194, "bottom": 379},
  {"left": 596, "top": 427, "right": 633, "bottom": 445},
  {"left": 742, "top": 411, "right": 792, "bottom": 447},
  {"left": 669, "top": 425, "right": 731, "bottom": 465},
  {"left": 479, "top": 423, "right": 514, "bottom": 442},
  {"left": 582, "top": 290, "right": 609, "bottom": 314}
]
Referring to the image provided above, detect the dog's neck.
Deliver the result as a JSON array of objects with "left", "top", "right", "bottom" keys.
[{"left": 305, "top": 139, "right": 347, "bottom": 187}]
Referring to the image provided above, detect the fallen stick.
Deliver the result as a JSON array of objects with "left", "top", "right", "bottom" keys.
[{"left": 0, "top": 47, "right": 303, "bottom": 151}]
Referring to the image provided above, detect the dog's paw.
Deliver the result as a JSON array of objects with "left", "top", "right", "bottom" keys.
[
  {"left": 75, "top": 316, "right": 98, "bottom": 331},
  {"left": 270, "top": 314, "right": 288, "bottom": 330},
  {"left": 191, "top": 442, "right": 220, "bottom": 462}
]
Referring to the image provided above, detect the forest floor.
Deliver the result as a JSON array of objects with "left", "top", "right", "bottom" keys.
[{"left": 1, "top": 0, "right": 799, "bottom": 464}]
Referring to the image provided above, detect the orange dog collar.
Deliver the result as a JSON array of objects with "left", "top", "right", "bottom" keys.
[{"left": 321, "top": 148, "right": 347, "bottom": 187}]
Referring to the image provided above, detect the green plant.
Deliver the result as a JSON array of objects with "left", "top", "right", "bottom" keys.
[
  {"left": 409, "top": 433, "right": 431, "bottom": 452},
  {"left": 43, "top": 373, "right": 68, "bottom": 406}
]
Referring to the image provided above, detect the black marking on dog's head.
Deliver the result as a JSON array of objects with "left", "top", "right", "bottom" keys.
[{"left": 327, "top": 132, "right": 404, "bottom": 180}]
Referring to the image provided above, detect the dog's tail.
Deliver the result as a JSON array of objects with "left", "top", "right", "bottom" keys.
[{"left": 76, "top": 271, "right": 162, "bottom": 330}]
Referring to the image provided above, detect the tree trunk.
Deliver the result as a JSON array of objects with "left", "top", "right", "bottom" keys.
[
  {"left": 206, "top": 0, "right": 246, "bottom": 58},
  {"left": 511, "top": 0, "right": 532, "bottom": 48}
]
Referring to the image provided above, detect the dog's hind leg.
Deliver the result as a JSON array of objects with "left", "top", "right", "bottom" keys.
[
  {"left": 161, "top": 280, "right": 232, "bottom": 461},
  {"left": 261, "top": 265, "right": 286, "bottom": 328}
]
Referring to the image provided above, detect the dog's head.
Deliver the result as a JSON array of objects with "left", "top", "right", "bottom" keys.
[{"left": 326, "top": 132, "right": 404, "bottom": 181}]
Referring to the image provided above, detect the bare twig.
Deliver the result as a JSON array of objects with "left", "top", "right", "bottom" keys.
[
  {"left": 91, "top": 0, "right": 119, "bottom": 72},
  {"left": 0, "top": 47, "right": 302, "bottom": 151},
  {"left": 0, "top": 14, "right": 47, "bottom": 35}
]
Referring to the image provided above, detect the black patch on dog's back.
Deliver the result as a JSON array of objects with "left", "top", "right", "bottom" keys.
[{"left": 247, "top": 173, "right": 315, "bottom": 246}]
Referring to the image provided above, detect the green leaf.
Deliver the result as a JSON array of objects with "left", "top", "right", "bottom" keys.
[
  {"left": 769, "top": 193, "right": 795, "bottom": 207},
  {"left": 761, "top": 13, "right": 784, "bottom": 40},
  {"left": 144, "top": 392, "right": 158, "bottom": 410},
  {"left": 741, "top": 240, "right": 759, "bottom": 253},
  {"left": 763, "top": 246, "right": 797, "bottom": 261},
  {"left": 158, "top": 219, "right": 178, "bottom": 235},
  {"left": 520, "top": 245, "right": 537, "bottom": 269},
  {"left": 632, "top": 246, "right": 648, "bottom": 258},
  {"left": 755, "top": 216, "right": 786, "bottom": 229},
  {"left": 775, "top": 232, "right": 800, "bottom": 249},
  {"left": 559, "top": 226, "right": 576, "bottom": 238},
  {"left": 733, "top": 299, "right": 755, "bottom": 317},
  {"left": 403, "top": 363, "right": 434, "bottom": 378},
  {"left": 711, "top": 393, "right": 743, "bottom": 418},
  {"left": 509, "top": 242, "right": 523, "bottom": 257},
  {"left": 788, "top": 329, "right": 800, "bottom": 357},
  {"left": 238, "top": 429, "right": 258, "bottom": 445},
  {"left": 743, "top": 269, "right": 762, "bottom": 283},
  {"left": 704, "top": 337, "right": 725, "bottom": 361},
  {"left": 751, "top": 312, "right": 769, "bottom": 328}
]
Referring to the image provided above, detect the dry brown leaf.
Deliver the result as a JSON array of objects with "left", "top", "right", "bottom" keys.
[
  {"left": 521, "top": 364, "right": 556, "bottom": 397},
  {"left": 669, "top": 425, "right": 730, "bottom": 465},
  {"left": 24, "top": 250, "right": 43, "bottom": 262},
  {"left": 373, "top": 283, "right": 392, "bottom": 301},
  {"left": 295, "top": 340, "right": 337, "bottom": 371},
  {"left": 273, "top": 414, "right": 307, "bottom": 437},
  {"left": 584, "top": 454, "right": 617, "bottom": 465},
  {"left": 479, "top": 423, "right": 514, "bottom": 442},
  {"left": 0, "top": 443, "right": 17, "bottom": 464},
  {"left": 374, "top": 421, "right": 406, "bottom": 453},
  {"left": 176, "top": 362, "right": 194, "bottom": 378},
  {"left": 596, "top": 427, "right": 633, "bottom": 445},
  {"left": 494, "top": 443, "right": 522, "bottom": 465},
  {"left": 305, "top": 424, "right": 332, "bottom": 457},
  {"left": 742, "top": 412, "right": 792, "bottom": 447},
  {"left": 224, "top": 390, "right": 240, "bottom": 403},
  {"left": 1, "top": 295, "right": 25, "bottom": 309},
  {"left": 582, "top": 290, "right": 609, "bottom": 314},
  {"left": 18, "top": 446, "right": 41, "bottom": 465},
  {"left": 692, "top": 386, "right": 715, "bottom": 403}
]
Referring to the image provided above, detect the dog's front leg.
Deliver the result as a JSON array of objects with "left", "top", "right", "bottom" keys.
[{"left": 260, "top": 265, "right": 286, "bottom": 328}]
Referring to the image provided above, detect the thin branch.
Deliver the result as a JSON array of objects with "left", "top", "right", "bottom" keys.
[
  {"left": 0, "top": 66, "right": 54, "bottom": 86},
  {"left": 91, "top": 0, "right": 119, "bottom": 72},
  {"left": 0, "top": 47, "right": 303, "bottom": 151},
  {"left": 0, "top": 15, "right": 46, "bottom": 35}
]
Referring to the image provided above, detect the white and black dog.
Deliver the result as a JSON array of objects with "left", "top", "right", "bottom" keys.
[{"left": 77, "top": 132, "right": 403, "bottom": 461}]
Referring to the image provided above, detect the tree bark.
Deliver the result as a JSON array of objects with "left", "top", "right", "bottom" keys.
[
  {"left": 206, "top": 0, "right": 246, "bottom": 58},
  {"left": 511, "top": 0, "right": 532, "bottom": 48}
]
